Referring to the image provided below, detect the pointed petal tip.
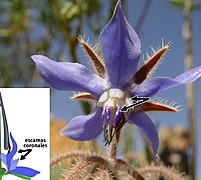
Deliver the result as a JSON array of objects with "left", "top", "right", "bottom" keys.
[
  {"left": 30, "top": 54, "right": 39, "bottom": 62},
  {"left": 115, "top": 0, "right": 122, "bottom": 11},
  {"left": 59, "top": 127, "right": 76, "bottom": 141},
  {"left": 59, "top": 125, "right": 82, "bottom": 141},
  {"left": 59, "top": 128, "right": 66, "bottom": 137},
  {"left": 100, "top": 0, "right": 141, "bottom": 88},
  {"left": 31, "top": 55, "right": 46, "bottom": 64},
  {"left": 112, "top": 0, "right": 126, "bottom": 25}
]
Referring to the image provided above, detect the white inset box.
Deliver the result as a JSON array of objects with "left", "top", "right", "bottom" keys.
[{"left": 0, "top": 88, "right": 50, "bottom": 180}]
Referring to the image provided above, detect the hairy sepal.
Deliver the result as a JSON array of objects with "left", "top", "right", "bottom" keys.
[
  {"left": 135, "top": 43, "right": 170, "bottom": 83},
  {"left": 78, "top": 35, "right": 105, "bottom": 78}
]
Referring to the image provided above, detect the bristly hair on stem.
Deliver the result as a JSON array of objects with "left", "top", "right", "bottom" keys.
[
  {"left": 50, "top": 149, "right": 183, "bottom": 179},
  {"left": 138, "top": 165, "right": 183, "bottom": 180},
  {"left": 50, "top": 150, "right": 144, "bottom": 180}
]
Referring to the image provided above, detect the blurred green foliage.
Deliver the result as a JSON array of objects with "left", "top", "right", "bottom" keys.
[
  {"left": 169, "top": 0, "right": 201, "bottom": 9},
  {"left": 50, "top": 164, "right": 61, "bottom": 180},
  {"left": 0, "top": 0, "right": 106, "bottom": 87}
]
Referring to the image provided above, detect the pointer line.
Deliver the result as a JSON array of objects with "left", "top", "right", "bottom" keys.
[
  {"left": 131, "top": 96, "right": 150, "bottom": 102},
  {"left": 120, "top": 96, "right": 151, "bottom": 112},
  {"left": 18, "top": 149, "right": 32, "bottom": 160},
  {"left": 123, "top": 101, "right": 147, "bottom": 110}
]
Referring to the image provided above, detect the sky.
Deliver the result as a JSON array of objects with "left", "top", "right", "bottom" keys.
[{"left": 50, "top": 0, "right": 201, "bottom": 178}]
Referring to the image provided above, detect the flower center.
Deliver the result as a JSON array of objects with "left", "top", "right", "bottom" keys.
[{"left": 97, "top": 89, "right": 131, "bottom": 145}]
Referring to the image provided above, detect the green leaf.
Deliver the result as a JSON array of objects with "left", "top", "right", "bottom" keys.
[
  {"left": 169, "top": 0, "right": 200, "bottom": 9},
  {"left": 0, "top": 173, "right": 31, "bottom": 180},
  {"left": 12, "top": 174, "right": 31, "bottom": 180},
  {"left": 0, "top": 168, "right": 6, "bottom": 175},
  {"left": 169, "top": 0, "right": 184, "bottom": 9},
  {"left": 60, "top": 2, "right": 79, "bottom": 20}
]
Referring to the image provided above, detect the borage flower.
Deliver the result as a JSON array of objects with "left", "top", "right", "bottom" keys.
[
  {"left": 32, "top": 0, "right": 201, "bottom": 157},
  {"left": 0, "top": 132, "right": 40, "bottom": 178}
]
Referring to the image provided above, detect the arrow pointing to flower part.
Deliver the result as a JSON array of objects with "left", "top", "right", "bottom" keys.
[
  {"left": 18, "top": 149, "right": 32, "bottom": 160},
  {"left": 120, "top": 95, "right": 151, "bottom": 112},
  {"left": 130, "top": 96, "right": 150, "bottom": 102}
]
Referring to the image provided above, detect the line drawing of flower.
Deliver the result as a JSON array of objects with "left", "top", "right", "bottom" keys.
[
  {"left": 31, "top": 0, "right": 201, "bottom": 157},
  {"left": 0, "top": 132, "right": 40, "bottom": 179}
]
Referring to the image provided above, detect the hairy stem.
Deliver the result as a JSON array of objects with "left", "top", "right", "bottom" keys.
[
  {"left": 84, "top": 156, "right": 118, "bottom": 179},
  {"left": 50, "top": 152, "right": 90, "bottom": 166},
  {"left": 67, "top": 156, "right": 118, "bottom": 180},
  {"left": 109, "top": 135, "right": 117, "bottom": 162},
  {"left": 51, "top": 151, "right": 119, "bottom": 179},
  {"left": 100, "top": 170, "right": 110, "bottom": 180},
  {"left": 116, "top": 159, "right": 144, "bottom": 180},
  {"left": 138, "top": 166, "right": 181, "bottom": 180},
  {"left": 67, "top": 159, "right": 92, "bottom": 180}
]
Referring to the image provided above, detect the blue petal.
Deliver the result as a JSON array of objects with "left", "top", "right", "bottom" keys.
[
  {"left": 60, "top": 108, "right": 103, "bottom": 141},
  {"left": 132, "top": 66, "right": 201, "bottom": 97},
  {"left": 0, "top": 154, "right": 7, "bottom": 167},
  {"left": 10, "top": 166, "right": 40, "bottom": 177},
  {"left": 31, "top": 55, "right": 105, "bottom": 99},
  {"left": 174, "top": 66, "right": 201, "bottom": 82},
  {"left": 10, "top": 159, "right": 19, "bottom": 171},
  {"left": 6, "top": 132, "right": 18, "bottom": 170},
  {"left": 128, "top": 110, "right": 159, "bottom": 156},
  {"left": 100, "top": 0, "right": 141, "bottom": 89}
]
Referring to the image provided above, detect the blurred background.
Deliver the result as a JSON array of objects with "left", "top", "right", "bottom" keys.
[{"left": 0, "top": 0, "right": 201, "bottom": 179}]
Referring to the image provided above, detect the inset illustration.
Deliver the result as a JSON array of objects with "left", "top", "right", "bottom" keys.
[{"left": 0, "top": 89, "right": 49, "bottom": 180}]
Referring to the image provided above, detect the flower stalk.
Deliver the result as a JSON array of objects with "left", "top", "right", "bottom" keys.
[{"left": 109, "top": 135, "right": 118, "bottom": 162}]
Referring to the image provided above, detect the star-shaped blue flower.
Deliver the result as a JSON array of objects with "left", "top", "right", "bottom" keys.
[
  {"left": 0, "top": 132, "right": 40, "bottom": 178},
  {"left": 31, "top": 1, "right": 201, "bottom": 156}
]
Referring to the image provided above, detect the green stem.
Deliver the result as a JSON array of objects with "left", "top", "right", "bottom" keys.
[
  {"left": 13, "top": 174, "right": 31, "bottom": 180},
  {"left": 0, "top": 173, "right": 31, "bottom": 180}
]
